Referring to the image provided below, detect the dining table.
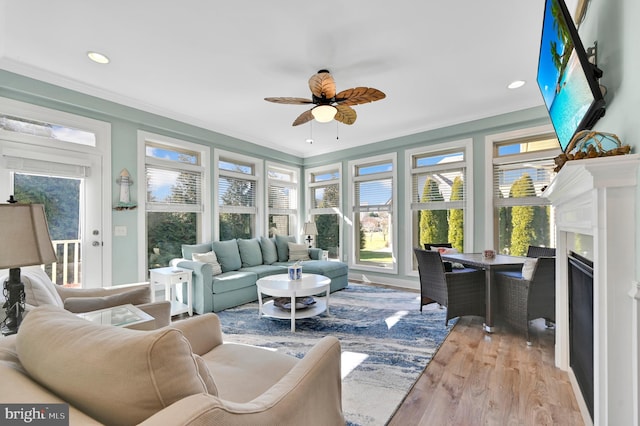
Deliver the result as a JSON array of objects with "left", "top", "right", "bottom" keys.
[{"left": 440, "top": 253, "right": 526, "bottom": 333}]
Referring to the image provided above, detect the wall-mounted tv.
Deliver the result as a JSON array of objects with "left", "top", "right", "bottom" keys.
[{"left": 537, "top": 0, "right": 606, "bottom": 152}]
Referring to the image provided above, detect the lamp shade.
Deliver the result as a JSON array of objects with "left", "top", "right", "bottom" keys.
[
  {"left": 311, "top": 105, "right": 337, "bottom": 123},
  {"left": 303, "top": 221, "right": 318, "bottom": 235},
  {"left": 0, "top": 204, "right": 57, "bottom": 269}
]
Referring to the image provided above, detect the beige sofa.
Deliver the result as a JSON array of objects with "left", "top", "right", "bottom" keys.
[{"left": 0, "top": 305, "right": 344, "bottom": 425}]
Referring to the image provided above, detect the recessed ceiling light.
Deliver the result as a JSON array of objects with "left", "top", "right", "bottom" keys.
[
  {"left": 508, "top": 80, "right": 526, "bottom": 89},
  {"left": 87, "top": 51, "right": 110, "bottom": 64}
]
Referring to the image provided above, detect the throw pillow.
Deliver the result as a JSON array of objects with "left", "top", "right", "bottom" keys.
[
  {"left": 211, "top": 240, "right": 242, "bottom": 272},
  {"left": 259, "top": 236, "right": 278, "bottom": 265},
  {"left": 16, "top": 305, "right": 209, "bottom": 425},
  {"left": 521, "top": 258, "right": 538, "bottom": 281},
  {"left": 63, "top": 286, "right": 149, "bottom": 313},
  {"left": 182, "top": 243, "right": 213, "bottom": 261},
  {"left": 192, "top": 251, "right": 223, "bottom": 276},
  {"left": 288, "top": 242, "right": 311, "bottom": 261},
  {"left": 237, "top": 238, "right": 263, "bottom": 267},
  {"left": 275, "top": 235, "right": 296, "bottom": 262}
]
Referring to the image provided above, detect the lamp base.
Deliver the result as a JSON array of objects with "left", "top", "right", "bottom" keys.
[{"left": 1, "top": 268, "right": 25, "bottom": 336}]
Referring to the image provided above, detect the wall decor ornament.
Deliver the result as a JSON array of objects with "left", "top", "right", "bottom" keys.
[
  {"left": 114, "top": 168, "right": 137, "bottom": 210},
  {"left": 554, "top": 130, "right": 631, "bottom": 172}
]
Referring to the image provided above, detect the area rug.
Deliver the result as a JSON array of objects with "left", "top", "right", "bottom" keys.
[{"left": 215, "top": 283, "right": 455, "bottom": 425}]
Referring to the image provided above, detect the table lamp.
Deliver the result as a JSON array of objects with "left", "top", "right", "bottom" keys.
[
  {"left": 303, "top": 221, "right": 318, "bottom": 248},
  {"left": 0, "top": 203, "right": 57, "bottom": 335}
]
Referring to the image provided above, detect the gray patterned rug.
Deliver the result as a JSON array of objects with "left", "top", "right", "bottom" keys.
[{"left": 216, "top": 283, "right": 455, "bottom": 425}]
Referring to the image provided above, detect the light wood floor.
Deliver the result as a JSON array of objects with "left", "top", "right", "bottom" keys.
[{"left": 387, "top": 316, "right": 585, "bottom": 426}]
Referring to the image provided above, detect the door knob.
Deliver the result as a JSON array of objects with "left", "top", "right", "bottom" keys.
[{"left": 92, "top": 241, "right": 101, "bottom": 247}]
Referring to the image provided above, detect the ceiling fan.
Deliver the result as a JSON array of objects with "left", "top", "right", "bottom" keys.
[{"left": 264, "top": 69, "right": 386, "bottom": 126}]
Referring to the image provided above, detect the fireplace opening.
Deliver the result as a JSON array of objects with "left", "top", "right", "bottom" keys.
[{"left": 568, "top": 251, "right": 594, "bottom": 420}]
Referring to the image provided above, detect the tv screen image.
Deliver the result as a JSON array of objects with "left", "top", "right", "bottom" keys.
[{"left": 537, "top": 0, "right": 605, "bottom": 152}]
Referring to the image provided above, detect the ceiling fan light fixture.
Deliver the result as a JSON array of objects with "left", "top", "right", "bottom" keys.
[{"left": 311, "top": 105, "right": 337, "bottom": 123}]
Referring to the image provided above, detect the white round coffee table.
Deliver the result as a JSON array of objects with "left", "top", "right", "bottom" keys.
[{"left": 256, "top": 273, "right": 331, "bottom": 332}]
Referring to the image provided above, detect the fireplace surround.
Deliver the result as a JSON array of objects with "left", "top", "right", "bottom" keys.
[{"left": 543, "top": 154, "right": 639, "bottom": 425}]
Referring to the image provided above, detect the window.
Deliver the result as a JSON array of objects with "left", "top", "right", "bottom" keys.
[
  {"left": 143, "top": 135, "right": 209, "bottom": 269},
  {"left": 408, "top": 143, "right": 470, "bottom": 264},
  {"left": 306, "top": 164, "right": 341, "bottom": 259},
  {"left": 492, "top": 134, "right": 559, "bottom": 255},
  {"left": 0, "top": 114, "right": 96, "bottom": 146},
  {"left": 216, "top": 151, "right": 262, "bottom": 240},
  {"left": 349, "top": 154, "right": 396, "bottom": 271},
  {"left": 267, "top": 163, "right": 299, "bottom": 237}
]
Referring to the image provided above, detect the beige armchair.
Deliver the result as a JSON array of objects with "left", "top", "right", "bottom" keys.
[
  {"left": 1, "top": 265, "right": 171, "bottom": 330},
  {"left": 6, "top": 305, "right": 344, "bottom": 425}
]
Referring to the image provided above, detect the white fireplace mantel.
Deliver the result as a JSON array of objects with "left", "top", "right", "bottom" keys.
[{"left": 543, "top": 154, "right": 640, "bottom": 426}]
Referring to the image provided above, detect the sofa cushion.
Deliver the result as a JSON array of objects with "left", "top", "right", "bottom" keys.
[
  {"left": 202, "top": 342, "right": 298, "bottom": 403},
  {"left": 192, "top": 251, "right": 223, "bottom": 275},
  {"left": 288, "top": 242, "right": 311, "bottom": 261},
  {"left": 0, "top": 266, "right": 64, "bottom": 308},
  {"left": 288, "top": 260, "right": 348, "bottom": 280},
  {"left": 211, "top": 271, "right": 258, "bottom": 294},
  {"left": 182, "top": 242, "right": 213, "bottom": 261},
  {"left": 259, "top": 236, "right": 278, "bottom": 265},
  {"left": 237, "top": 238, "right": 263, "bottom": 267},
  {"left": 275, "top": 235, "right": 296, "bottom": 262},
  {"left": 16, "top": 305, "right": 210, "bottom": 425},
  {"left": 239, "top": 264, "right": 287, "bottom": 279},
  {"left": 194, "top": 354, "right": 218, "bottom": 395},
  {"left": 63, "top": 286, "right": 149, "bottom": 313},
  {"left": 211, "top": 240, "right": 242, "bottom": 272}
]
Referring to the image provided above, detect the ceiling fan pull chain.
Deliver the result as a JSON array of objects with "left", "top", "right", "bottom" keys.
[{"left": 336, "top": 121, "right": 339, "bottom": 141}]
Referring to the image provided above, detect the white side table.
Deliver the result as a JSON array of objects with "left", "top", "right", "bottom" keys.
[{"left": 149, "top": 267, "right": 193, "bottom": 316}]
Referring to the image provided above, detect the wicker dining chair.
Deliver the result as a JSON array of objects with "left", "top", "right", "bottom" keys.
[
  {"left": 495, "top": 256, "right": 556, "bottom": 343},
  {"left": 413, "top": 248, "right": 486, "bottom": 325},
  {"left": 526, "top": 245, "right": 556, "bottom": 258}
]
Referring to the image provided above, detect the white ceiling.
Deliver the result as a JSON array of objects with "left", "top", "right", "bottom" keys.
[{"left": 0, "top": 0, "right": 564, "bottom": 158}]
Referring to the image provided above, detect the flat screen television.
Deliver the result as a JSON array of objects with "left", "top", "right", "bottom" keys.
[{"left": 537, "top": 0, "right": 606, "bottom": 152}]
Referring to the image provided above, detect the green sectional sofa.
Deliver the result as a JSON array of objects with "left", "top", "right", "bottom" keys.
[{"left": 171, "top": 235, "right": 348, "bottom": 313}]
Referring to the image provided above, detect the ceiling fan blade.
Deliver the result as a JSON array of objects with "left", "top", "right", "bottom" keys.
[
  {"left": 308, "top": 71, "right": 336, "bottom": 99},
  {"left": 292, "top": 109, "right": 314, "bottom": 126},
  {"left": 334, "top": 105, "right": 357, "bottom": 125},
  {"left": 264, "top": 97, "right": 313, "bottom": 105},
  {"left": 335, "top": 87, "right": 386, "bottom": 106}
]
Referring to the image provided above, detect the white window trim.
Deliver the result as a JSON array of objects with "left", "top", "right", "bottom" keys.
[
  {"left": 404, "top": 139, "right": 474, "bottom": 276},
  {"left": 266, "top": 161, "right": 300, "bottom": 236},
  {"left": 483, "top": 124, "right": 554, "bottom": 250},
  {"left": 348, "top": 153, "right": 397, "bottom": 274},
  {"left": 213, "top": 149, "right": 263, "bottom": 240},
  {"left": 305, "top": 162, "right": 342, "bottom": 260},
  {"left": 137, "top": 131, "right": 211, "bottom": 280}
]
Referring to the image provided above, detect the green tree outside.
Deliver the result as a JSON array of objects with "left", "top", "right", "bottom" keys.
[
  {"left": 509, "top": 174, "right": 536, "bottom": 256},
  {"left": 448, "top": 176, "right": 464, "bottom": 251},
  {"left": 419, "top": 178, "right": 448, "bottom": 246},
  {"left": 315, "top": 183, "right": 340, "bottom": 257}
]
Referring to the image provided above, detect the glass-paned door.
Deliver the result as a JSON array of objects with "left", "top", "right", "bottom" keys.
[{"left": 13, "top": 173, "right": 82, "bottom": 286}]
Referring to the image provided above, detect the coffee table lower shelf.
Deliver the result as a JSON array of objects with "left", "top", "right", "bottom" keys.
[{"left": 260, "top": 299, "right": 327, "bottom": 320}]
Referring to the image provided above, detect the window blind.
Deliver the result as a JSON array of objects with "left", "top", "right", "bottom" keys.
[
  {"left": 493, "top": 158, "right": 555, "bottom": 207},
  {"left": 146, "top": 165, "right": 202, "bottom": 209}
]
